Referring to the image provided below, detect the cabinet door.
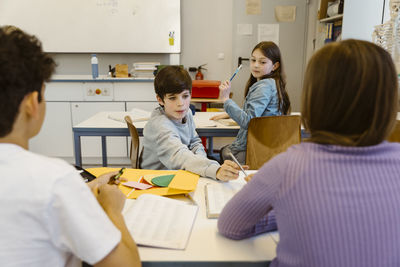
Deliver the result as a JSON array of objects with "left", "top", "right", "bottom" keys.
[
  {"left": 29, "top": 102, "right": 73, "bottom": 159},
  {"left": 71, "top": 102, "right": 127, "bottom": 159}
]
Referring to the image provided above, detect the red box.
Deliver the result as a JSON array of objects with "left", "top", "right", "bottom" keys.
[{"left": 191, "top": 80, "right": 220, "bottom": 98}]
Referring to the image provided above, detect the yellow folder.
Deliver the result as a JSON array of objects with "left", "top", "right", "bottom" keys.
[{"left": 86, "top": 168, "right": 199, "bottom": 199}]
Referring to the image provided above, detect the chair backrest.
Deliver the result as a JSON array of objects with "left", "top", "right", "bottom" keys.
[
  {"left": 246, "top": 115, "right": 301, "bottom": 169},
  {"left": 387, "top": 120, "right": 400, "bottom": 142},
  {"left": 124, "top": 115, "right": 140, "bottom": 169}
]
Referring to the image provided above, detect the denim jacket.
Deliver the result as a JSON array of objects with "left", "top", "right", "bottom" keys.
[{"left": 224, "top": 78, "right": 280, "bottom": 152}]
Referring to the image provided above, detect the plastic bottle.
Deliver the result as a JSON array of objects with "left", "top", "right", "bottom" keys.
[{"left": 91, "top": 54, "right": 99, "bottom": 79}]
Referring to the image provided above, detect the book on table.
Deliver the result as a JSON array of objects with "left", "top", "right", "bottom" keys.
[{"left": 122, "top": 194, "right": 198, "bottom": 250}]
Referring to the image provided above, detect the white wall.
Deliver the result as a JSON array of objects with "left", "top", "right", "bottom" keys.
[{"left": 181, "top": 0, "right": 233, "bottom": 81}]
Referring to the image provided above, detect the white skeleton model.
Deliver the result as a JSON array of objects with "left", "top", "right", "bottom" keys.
[{"left": 372, "top": 0, "right": 400, "bottom": 72}]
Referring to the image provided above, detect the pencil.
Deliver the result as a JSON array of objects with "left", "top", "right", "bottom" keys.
[
  {"left": 229, "top": 64, "right": 243, "bottom": 81},
  {"left": 228, "top": 152, "right": 247, "bottom": 177}
]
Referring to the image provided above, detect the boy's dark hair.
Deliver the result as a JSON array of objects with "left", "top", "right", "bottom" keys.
[
  {"left": 0, "top": 26, "right": 56, "bottom": 137},
  {"left": 301, "top": 39, "right": 398, "bottom": 146},
  {"left": 154, "top": 66, "right": 192, "bottom": 100}
]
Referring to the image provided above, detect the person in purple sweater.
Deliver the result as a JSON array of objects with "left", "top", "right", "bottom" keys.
[{"left": 218, "top": 39, "right": 400, "bottom": 267}]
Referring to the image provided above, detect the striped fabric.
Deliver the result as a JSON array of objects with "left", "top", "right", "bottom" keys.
[{"left": 218, "top": 141, "right": 400, "bottom": 267}]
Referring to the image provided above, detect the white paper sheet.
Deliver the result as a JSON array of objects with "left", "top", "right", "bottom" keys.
[
  {"left": 123, "top": 194, "right": 198, "bottom": 250},
  {"left": 107, "top": 108, "right": 151, "bottom": 123},
  {"left": 258, "top": 24, "right": 280, "bottom": 46},
  {"left": 204, "top": 171, "right": 257, "bottom": 218}
]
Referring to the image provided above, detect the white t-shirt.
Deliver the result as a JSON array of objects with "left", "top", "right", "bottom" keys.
[{"left": 0, "top": 144, "right": 121, "bottom": 267}]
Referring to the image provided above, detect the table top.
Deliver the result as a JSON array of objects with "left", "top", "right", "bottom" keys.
[
  {"left": 191, "top": 98, "right": 224, "bottom": 103},
  {"left": 133, "top": 177, "right": 278, "bottom": 262},
  {"left": 73, "top": 112, "right": 240, "bottom": 130}
]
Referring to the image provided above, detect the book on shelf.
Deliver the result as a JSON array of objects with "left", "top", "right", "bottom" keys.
[
  {"left": 324, "top": 22, "right": 334, "bottom": 43},
  {"left": 122, "top": 194, "right": 198, "bottom": 250},
  {"left": 132, "top": 62, "right": 160, "bottom": 70},
  {"left": 204, "top": 171, "right": 257, "bottom": 218},
  {"left": 131, "top": 62, "right": 160, "bottom": 79}
]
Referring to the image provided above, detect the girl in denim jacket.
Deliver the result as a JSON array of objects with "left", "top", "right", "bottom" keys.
[{"left": 211, "top": 41, "right": 291, "bottom": 164}]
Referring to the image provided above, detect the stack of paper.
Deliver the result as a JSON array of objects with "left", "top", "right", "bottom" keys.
[
  {"left": 131, "top": 62, "right": 160, "bottom": 79},
  {"left": 107, "top": 108, "right": 151, "bottom": 123},
  {"left": 123, "top": 194, "right": 198, "bottom": 250}
]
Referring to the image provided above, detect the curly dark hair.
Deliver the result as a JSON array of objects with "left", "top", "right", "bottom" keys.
[{"left": 0, "top": 26, "right": 55, "bottom": 137}]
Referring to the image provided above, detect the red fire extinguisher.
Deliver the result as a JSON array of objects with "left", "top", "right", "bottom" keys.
[{"left": 195, "top": 64, "right": 207, "bottom": 80}]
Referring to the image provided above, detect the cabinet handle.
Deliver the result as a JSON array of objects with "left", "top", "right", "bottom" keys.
[{"left": 75, "top": 104, "right": 79, "bottom": 108}]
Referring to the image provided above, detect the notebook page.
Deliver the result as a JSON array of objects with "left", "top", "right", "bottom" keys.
[
  {"left": 205, "top": 171, "right": 257, "bottom": 218},
  {"left": 122, "top": 194, "right": 198, "bottom": 250}
]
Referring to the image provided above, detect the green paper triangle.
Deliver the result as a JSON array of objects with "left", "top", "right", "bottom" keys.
[{"left": 151, "top": 174, "right": 175, "bottom": 187}]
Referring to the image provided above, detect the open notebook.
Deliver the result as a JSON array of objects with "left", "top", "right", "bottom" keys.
[
  {"left": 205, "top": 171, "right": 257, "bottom": 219},
  {"left": 122, "top": 194, "right": 198, "bottom": 250}
]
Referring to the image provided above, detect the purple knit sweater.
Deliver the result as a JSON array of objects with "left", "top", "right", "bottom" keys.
[{"left": 218, "top": 141, "right": 400, "bottom": 267}]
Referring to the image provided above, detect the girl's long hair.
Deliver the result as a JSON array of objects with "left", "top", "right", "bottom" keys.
[{"left": 244, "top": 41, "right": 290, "bottom": 114}]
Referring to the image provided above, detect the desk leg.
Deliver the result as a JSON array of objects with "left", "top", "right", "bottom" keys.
[
  {"left": 207, "top": 137, "right": 214, "bottom": 157},
  {"left": 74, "top": 133, "right": 82, "bottom": 167},
  {"left": 201, "top": 102, "right": 207, "bottom": 112},
  {"left": 101, "top": 136, "right": 108, "bottom": 167}
]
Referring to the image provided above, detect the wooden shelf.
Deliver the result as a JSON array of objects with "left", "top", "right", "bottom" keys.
[{"left": 319, "top": 14, "right": 343, "bottom": 23}]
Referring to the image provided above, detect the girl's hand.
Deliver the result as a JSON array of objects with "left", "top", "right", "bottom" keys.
[
  {"left": 219, "top": 80, "right": 231, "bottom": 102},
  {"left": 210, "top": 112, "right": 230, "bottom": 121}
]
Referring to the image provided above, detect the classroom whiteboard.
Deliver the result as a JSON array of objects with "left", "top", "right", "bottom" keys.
[{"left": 0, "top": 0, "right": 180, "bottom": 53}]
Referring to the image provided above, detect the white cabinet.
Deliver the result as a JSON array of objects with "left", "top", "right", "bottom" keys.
[
  {"left": 29, "top": 102, "right": 73, "bottom": 158},
  {"left": 30, "top": 77, "right": 154, "bottom": 165}
]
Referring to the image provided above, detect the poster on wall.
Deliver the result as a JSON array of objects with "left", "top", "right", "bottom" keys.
[{"left": 258, "top": 24, "right": 279, "bottom": 45}]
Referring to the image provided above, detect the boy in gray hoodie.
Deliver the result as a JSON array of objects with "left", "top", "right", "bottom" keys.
[{"left": 140, "top": 66, "right": 240, "bottom": 181}]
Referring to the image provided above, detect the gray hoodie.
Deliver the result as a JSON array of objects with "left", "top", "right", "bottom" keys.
[{"left": 140, "top": 107, "right": 220, "bottom": 179}]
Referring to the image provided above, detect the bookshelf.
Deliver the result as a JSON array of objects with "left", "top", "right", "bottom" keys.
[{"left": 315, "top": 0, "right": 344, "bottom": 51}]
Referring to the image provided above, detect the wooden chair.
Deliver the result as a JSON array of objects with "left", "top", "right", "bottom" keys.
[
  {"left": 387, "top": 120, "right": 400, "bottom": 142},
  {"left": 124, "top": 115, "right": 140, "bottom": 169},
  {"left": 246, "top": 115, "right": 301, "bottom": 169}
]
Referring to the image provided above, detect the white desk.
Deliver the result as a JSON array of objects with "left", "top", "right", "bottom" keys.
[
  {"left": 133, "top": 177, "right": 278, "bottom": 266},
  {"left": 73, "top": 112, "right": 239, "bottom": 167}
]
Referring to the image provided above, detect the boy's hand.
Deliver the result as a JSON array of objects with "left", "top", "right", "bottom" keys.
[
  {"left": 92, "top": 184, "right": 126, "bottom": 214},
  {"left": 210, "top": 112, "right": 230, "bottom": 121},
  {"left": 87, "top": 171, "right": 127, "bottom": 190},
  {"left": 216, "top": 160, "right": 239, "bottom": 182},
  {"left": 219, "top": 80, "right": 231, "bottom": 102}
]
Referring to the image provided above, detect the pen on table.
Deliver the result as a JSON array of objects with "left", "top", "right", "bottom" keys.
[
  {"left": 229, "top": 64, "right": 243, "bottom": 82},
  {"left": 228, "top": 152, "right": 247, "bottom": 177},
  {"left": 108, "top": 167, "right": 125, "bottom": 184}
]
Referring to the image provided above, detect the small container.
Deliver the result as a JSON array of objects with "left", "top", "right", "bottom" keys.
[{"left": 91, "top": 54, "right": 99, "bottom": 79}]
